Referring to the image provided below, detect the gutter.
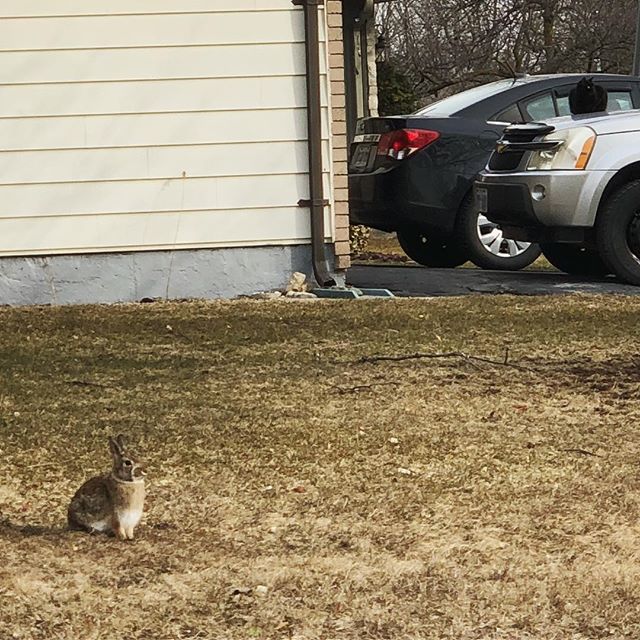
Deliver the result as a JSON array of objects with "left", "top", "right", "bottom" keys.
[{"left": 294, "top": 0, "right": 336, "bottom": 287}]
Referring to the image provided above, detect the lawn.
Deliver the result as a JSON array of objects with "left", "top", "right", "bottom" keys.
[{"left": 2, "top": 296, "right": 640, "bottom": 639}]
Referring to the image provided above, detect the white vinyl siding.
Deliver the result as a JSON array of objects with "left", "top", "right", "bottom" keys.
[{"left": 0, "top": 1, "right": 333, "bottom": 256}]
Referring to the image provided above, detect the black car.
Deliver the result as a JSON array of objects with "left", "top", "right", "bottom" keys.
[{"left": 349, "top": 74, "right": 640, "bottom": 269}]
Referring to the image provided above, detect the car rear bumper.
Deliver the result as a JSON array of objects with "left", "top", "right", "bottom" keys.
[{"left": 348, "top": 171, "right": 457, "bottom": 236}]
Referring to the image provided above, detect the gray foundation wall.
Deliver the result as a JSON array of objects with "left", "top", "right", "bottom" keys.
[{"left": 0, "top": 245, "right": 339, "bottom": 306}]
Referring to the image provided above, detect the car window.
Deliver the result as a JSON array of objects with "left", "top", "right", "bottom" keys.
[
  {"left": 556, "top": 87, "right": 633, "bottom": 115},
  {"left": 556, "top": 95, "right": 571, "bottom": 116},
  {"left": 520, "top": 93, "right": 556, "bottom": 121},
  {"left": 494, "top": 103, "right": 524, "bottom": 123},
  {"left": 414, "top": 79, "right": 526, "bottom": 116},
  {"left": 608, "top": 91, "right": 633, "bottom": 111}
]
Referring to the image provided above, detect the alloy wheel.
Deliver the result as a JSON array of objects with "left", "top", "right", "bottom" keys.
[{"left": 477, "top": 214, "right": 532, "bottom": 258}]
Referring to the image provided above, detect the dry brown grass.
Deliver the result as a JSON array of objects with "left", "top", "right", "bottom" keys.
[
  {"left": 354, "top": 231, "right": 411, "bottom": 263},
  {"left": 2, "top": 296, "right": 640, "bottom": 639}
]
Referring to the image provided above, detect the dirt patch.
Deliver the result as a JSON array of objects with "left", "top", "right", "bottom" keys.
[
  {"left": 353, "top": 249, "right": 412, "bottom": 264},
  {"left": 2, "top": 296, "right": 640, "bottom": 638},
  {"left": 559, "top": 355, "right": 640, "bottom": 397},
  {"left": 353, "top": 231, "right": 413, "bottom": 265}
]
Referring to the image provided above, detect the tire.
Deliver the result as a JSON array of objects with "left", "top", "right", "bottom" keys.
[
  {"left": 455, "top": 193, "right": 541, "bottom": 270},
  {"left": 596, "top": 179, "right": 640, "bottom": 285},
  {"left": 396, "top": 228, "right": 468, "bottom": 268},
  {"left": 540, "top": 243, "right": 610, "bottom": 276}
]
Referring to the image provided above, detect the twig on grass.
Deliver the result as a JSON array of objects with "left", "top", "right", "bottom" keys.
[
  {"left": 352, "top": 350, "right": 535, "bottom": 372},
  {"left": 561, "top": 448, "right": 602, "bottom": 457},
  {"left": 22, "top": 461, "right": 60, "bottom": 469},
  {"left": 330, "top": 381, "right": 400, "bottom": 394},
  {"left": 68, "top": 380, "right": 118, "bottom": 389}
]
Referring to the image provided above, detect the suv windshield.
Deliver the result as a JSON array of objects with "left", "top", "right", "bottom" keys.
[{"left": 415, "top": 79, "right": 523, "bottom": 116}]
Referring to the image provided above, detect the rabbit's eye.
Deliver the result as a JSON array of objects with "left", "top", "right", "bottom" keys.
[{"left": 124, "top": 460, "right": 132, "bottom": 466}]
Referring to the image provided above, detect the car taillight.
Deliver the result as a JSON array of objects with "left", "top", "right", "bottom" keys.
[{"left": 377, "top": 129, "right": 440, "bottom": 160}]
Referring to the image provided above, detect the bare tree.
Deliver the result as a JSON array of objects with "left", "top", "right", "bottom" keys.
[{"left": 377, "top": 0, "right": 637, "bottom": 105}]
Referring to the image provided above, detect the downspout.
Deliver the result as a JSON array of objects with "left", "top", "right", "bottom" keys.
[{"left": 294, "top": 0, "right": 336, "bottom": 287}]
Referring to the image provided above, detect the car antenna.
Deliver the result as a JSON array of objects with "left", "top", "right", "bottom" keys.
[{"left": 497, "top": 58, "right": 525, "bottom": 85}]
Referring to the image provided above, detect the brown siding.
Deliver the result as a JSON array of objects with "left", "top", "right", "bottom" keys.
[{"left": 326, "top": 0, "right": 350, "bottom": 270}]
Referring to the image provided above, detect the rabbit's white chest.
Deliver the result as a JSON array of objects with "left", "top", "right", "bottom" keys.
[{"left": 117, "top": 507, "right": 142, "bottom": 529}]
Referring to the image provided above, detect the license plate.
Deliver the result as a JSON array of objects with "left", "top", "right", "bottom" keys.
[
  {"left": 352, "top": 144, "right": 372, "bottom": 169},
  {"left": 475, "top": 187, "right": 488, "bottom": 213}
]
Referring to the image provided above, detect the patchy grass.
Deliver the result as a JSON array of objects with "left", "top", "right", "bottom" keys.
[
  {"left": 356, "top": 230, "right": 555, "bottom": 271},
  {"left": 2, "top": 296, "right": 640, "bottom": 639},
  {"left": 354, "top": 231, "right": 411, "bottom": 264}
]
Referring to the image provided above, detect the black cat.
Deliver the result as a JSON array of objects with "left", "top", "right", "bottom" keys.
[{"left": 569, "top": 77, "right": 608, "bottom": 115}]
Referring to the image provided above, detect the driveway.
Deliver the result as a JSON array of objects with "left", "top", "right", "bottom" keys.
[{"left": 348, "top": 264, "right": 640, "bottom": 297}]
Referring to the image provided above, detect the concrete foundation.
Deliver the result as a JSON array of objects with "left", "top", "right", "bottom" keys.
[{"left": 0, "top": 245, "right": 341, "bottom": 306}]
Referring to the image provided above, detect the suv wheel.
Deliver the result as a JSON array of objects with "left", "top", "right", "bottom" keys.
[
  {"left": 540, "top": 243, "right": 610, "bottom": 276},
  {"left": 456, "top": 194, "right": 541, "bottom": 270},
  {"left": 596, "top": 179, "right": 640, "bottom": 285},
  {"left": 396, "top": 228, "right": 468, "bottom": 268}
]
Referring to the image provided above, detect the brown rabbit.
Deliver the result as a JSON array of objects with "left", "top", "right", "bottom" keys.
[{"left": 68, "top": 435, "right": 146, "bottom": 540}]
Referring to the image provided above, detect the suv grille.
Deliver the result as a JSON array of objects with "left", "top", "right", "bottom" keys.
[
  {"left": 488, "top": 123, "right": 556, "bottom": 171},
  {"left": 488, "top": 150, "right": 525, "bottom": 171}
]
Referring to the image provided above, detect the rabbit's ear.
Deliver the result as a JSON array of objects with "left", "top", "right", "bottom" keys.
[
  {"left": 116, "top": 434, "right": 126, "bottom": 451},
  {"left": 109, "top": 436, "right": 123, "bottom": 459}
]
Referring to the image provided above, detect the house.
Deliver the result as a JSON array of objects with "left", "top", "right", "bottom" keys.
[{"left": 0, "top": 0, "right": 379, "bottom": 305}]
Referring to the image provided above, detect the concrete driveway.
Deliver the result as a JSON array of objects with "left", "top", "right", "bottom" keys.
[{"left": 347, "top": 264, "right": 640, "bottom": 297}]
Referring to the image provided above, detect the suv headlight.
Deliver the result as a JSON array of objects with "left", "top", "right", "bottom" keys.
[{"left": 527, "top": 127, "right": 596, "bottom": 171}]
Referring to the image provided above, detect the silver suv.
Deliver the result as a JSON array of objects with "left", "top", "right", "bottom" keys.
[{"left": 475, "top": 110, "right": 640, "bottom": 284}]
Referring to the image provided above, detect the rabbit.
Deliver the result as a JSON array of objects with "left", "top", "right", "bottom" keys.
[
  {"left": 68, "top": 435, "right": 146, "bottom": 540},
  {"left": 569, "top": 77, "right": 608, "bottom": 115}
]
